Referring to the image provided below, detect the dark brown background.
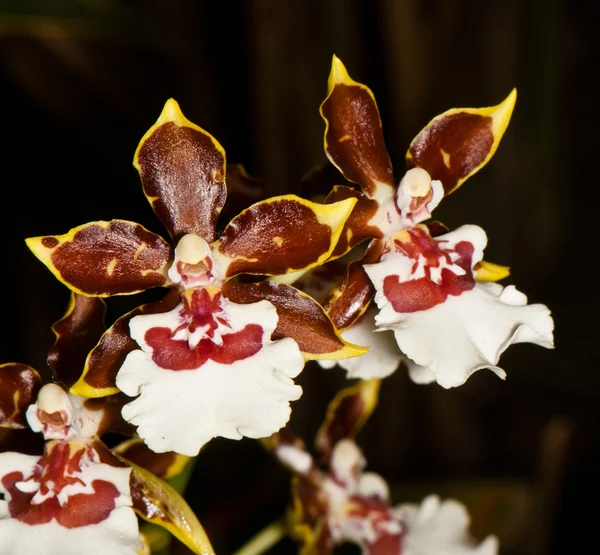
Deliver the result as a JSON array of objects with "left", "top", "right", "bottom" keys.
[{"left": 0, "top": 1, "right": 597, "bottom": 553}]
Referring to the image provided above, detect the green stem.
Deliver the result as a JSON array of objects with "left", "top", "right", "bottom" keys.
[{"left": 233, "top": 519, "right": 287, "bottom": 555}]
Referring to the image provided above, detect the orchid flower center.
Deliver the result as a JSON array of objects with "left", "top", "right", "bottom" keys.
[
  {"left": 168, "top": 233, "right": 219, "bottom": 288},
  {"left": 35, "top": 384, "right": 73, "bottom": 431},
  {"left": 393, "top": 167, "right": 443, "bottom": 228}
]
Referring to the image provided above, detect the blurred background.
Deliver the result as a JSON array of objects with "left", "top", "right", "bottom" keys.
[{"left": 0, "top": 1, "right": 597, "bottom": 553}]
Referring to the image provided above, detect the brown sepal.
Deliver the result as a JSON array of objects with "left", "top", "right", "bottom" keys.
[
  {"left": 48, "top": 293, "right": 107, "bottom": 388},
  {"left": 0, "top": 363, "right": 42, "bottom": 429}
]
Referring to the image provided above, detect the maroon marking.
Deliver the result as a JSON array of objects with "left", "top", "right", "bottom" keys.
[
  {"left": 219, "top": 198, "right": 335, "bottom": 277},
  {"left": 49, "top": 221, "right": 172, "bottom": 296},
  {"left": 321, "top": 83, "right": 395, "bottom": 198},
  {"left": 222, "top": 280, "right": 346, "bottom": 355},
  {"left": 181, "top": 288, "right": 230, "bottom": 340},
  {"left": 145, "top": 324, "right": 263, "bottom": 370},
  {"left": 1, "top": 442, "right": 121, "bottom": 528},
  {"left": 83, "top": 289, "right": 181, "bottom": 390},
  {"left": 41, "top": 237, "right": 59, "bottom": 248},
  {"left": 0, "top": 363, "right": 41, "bottom": 429},
  {"left": 408, "top": 112, "right": 494, "bottom": 195},
  {"left": 47, "top": 294, "right": 107, "bottom": 388},
  {"left": 136, "top": 121, "right": 226, "bottom": 243},
  {"left": 382, "top": 229, "right": 475, "bottom": 313}
]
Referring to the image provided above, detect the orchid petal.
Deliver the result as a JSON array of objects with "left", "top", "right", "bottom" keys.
[
  {"left": 320, "top": 55, "right": 395, "bottom": 203},
  {"left": 134, "top": 98, "right": 227, "bottom": 243},
  {"left": 319, "top": 307, "right": 403, "bottom": 380},
  {"left": 0, "top": 363, "right": 41, "bottom": 429},
  {"left": 315, "top": 380, "right": 380, "bottom": 462},
  {"left": 26, "top": 220, "right": 172, "bottom": 297},
  {"left": 217, "top": 195, "right": 357, "bottom": 277},
  {"left": 48, "top": 293, "right": 107, "bottom": 388},
  {"left": 474, "top": 260, "right": 511, "bottom": 282},
  {"left": 407, "top": 90, "right": 516, "bottom": 195},
  {"left": 119, "top": 457, "right": 215, "bottom": 555},
  {"left": 393, "top": 495, "right": 499, "bottom": 555},
  {"left": 0, "top": 444, "right": 140, "bottom": 555},
  {"left": 221, "top": 281, "right": 367, "bottom": 361},
  {"left": 70, "top": 289, "right": 181, "bottom": 398},
  {"left": 116, "top": 289, "right": 304, "bottom": 455}
]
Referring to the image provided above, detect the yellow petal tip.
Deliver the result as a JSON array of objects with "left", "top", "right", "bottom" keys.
[
  {"left": 475, "top": 260, "right": 511, "bottom": 282},
  {"left": 328, "top": 55, "right": 354, "bottom": 92}
]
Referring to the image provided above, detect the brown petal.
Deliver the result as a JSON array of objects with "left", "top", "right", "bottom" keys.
[
  {"left": 122, "top": 457, "right": 215, "bottom": 555},
  {"left": 325, "top": 186, "right": 383, "bottom": 259},
  {"left": 217, "top": 195, "right": 356, "bottom": 278},
  {"left": 113, "top": 438, "right": 190, "bottom": 481},
  {"left": 407, "top": 89, "right": 517, "bottom": 195},
  {"left": 323, "top": 239, "right": 383, "bottom": 330},
  {"left": 0, "top": 363, "right": 41, "bottom": 429},
  {"left": 26, "top": 220, "right": 172, "bottom": 297},
  {"left": 315, "top": 379, "right": 380, "bottom": 462},
  {"left": 135, "top": 99, "right": 227, "bottom": 243},
  {"left": 320, "top": 56, "right": 395, "bottom": 201},
  {"left": 221, "top": 281, "right": 366, "bottom": 360},
  {"left": 47, "top": 293, "right": 107, "bottom": 388},
  {"left": 70, "top": 289, "right": 181, "bottom": 397}
]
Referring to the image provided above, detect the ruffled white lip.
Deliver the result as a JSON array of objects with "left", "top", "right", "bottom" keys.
[
  {"left": 0, "top": 450, "right": 140, "bottom": 555},
  {"left": 116, "top": 292, "right": 305, "bottom": 456},
  {"left": 364, "top": 225, "right": 554, "bottom": 388},
  {"left": 393, "top": 495, "right": 499, "bottom": 555}
]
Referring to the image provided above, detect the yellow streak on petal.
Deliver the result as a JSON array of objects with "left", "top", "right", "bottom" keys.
[
  {"left": 441, "top": 148, "right": 451, "bottom": 168},
  {"left": 133, "top": 242, "right": 147, "bottom": 262},
  {"left": 106, "top": 258, "right": 118, "bottom": 277},
  {"left": 475, "top": 260, "right": 511, "bottom": 282},
  {"left": 69, "top": 378, "right": 119, "bottom": 398},
  {"left": 339, "top": 134, "right": 351, "bottom": 143},
  {"left": 273, "top": 236, "right": 284, "bottom": 247}
]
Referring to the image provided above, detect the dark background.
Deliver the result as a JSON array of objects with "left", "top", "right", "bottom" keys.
[{"left": 0, "top": 1, "right": 597, "bottom": 553}]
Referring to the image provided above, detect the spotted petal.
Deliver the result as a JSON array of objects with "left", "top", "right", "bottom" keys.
[
  {"left": 0, "top": 363, "right": 41, "bottom": 429},
  {"left": 221, "top": 280, "right": 367, "bottom": 361},
  {"left": 0, "top": 443, "right": 140, "bottom": 555},
  {"left": 407, "top": 90, "right": 516, "bottom": 195},
  {"left": 320, "top": 55, "right": 395, "bottom": 203},
  {"left": 393, "top": 495, "right": 498, "bottom": 555},
  {"left": 365, "top": 225, "right": 554, "bottom": 388},
  {"left": 26, "top": 220, "right": 172, "bottom": 297},
  {"left": 48, "top": 293, "right": 107, "bottom": 388},
  {"left": 121, "top": 457, "right": 214, "bottom": 555},
  {"left": 116, "top": 287, "right": 304, "bottom": 455},
  {"left": 71, "top": 289, "right": 181, "bottom": 398},
  {"left": 134, "top": 99, "right": 227, "bottom": 243},
  {"left": 315, "top": 380, "right": 380, "bottom": 462},
  {"left": 217, "top": 195, "right": 357, "bottom": 277}
]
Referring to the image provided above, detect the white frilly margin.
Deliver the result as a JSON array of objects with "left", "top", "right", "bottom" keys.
[
  {"left": 364, "top": 225, "right": 554, "bottom": 388},
  {"left": 0, "top": 451, "right": 140, "bottom": 555},
  {"left": 116, "top": 296, "right": 304, "bottom": 456},
  {"left": 394, "top": 495, "right": 499, "bottom": 555}
]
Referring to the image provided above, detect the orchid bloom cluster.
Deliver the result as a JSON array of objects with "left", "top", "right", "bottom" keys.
[
  {"left": 0, "top": 55, "right": 554, "bottom": 554},
  {"left": 266, "top": 381, "right": 498, "bottom": 554}
]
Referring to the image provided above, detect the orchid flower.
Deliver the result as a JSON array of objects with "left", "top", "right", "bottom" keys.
[
  {"left": 26, "top": 99, "right": 366, "bottom": 456},
  {"left": 0, "top": 293, "right": 213, "bottom": 555},
  {"left": 312, "top": 56, "right": 554, "bottom": 388},
  {"left": 256, "top": 380, "right": 497, "bottom": 554}
]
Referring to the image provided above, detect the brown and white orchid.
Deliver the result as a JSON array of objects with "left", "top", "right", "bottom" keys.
[
  {"left": 261, "top": 380, "right": 497, "bottom": 554},
  {"left": 314, "top": 55, "right": 554, "bottom": 388},
  {"left": 26, "top": 99, "right": 366, "bottom": 456},
  {"left": 0, "top": 293, "right": 213, "bottom": 555}
]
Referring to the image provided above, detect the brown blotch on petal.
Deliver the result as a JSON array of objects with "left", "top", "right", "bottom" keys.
[
  {"left": 77, "top": 289, "right": 181, "bottom": 393},
  {"left": 324, "top": 239, "right": 383, "bottom": 330},
  {"left": 41, "top": 237, "right": 59, "bottom": 248},
  {"left": 137, "top": 121, "right": 226, "bottom": 243},
  {"left": 50, "top": 221, "right": 172, "bottom": 296},
  {"left": 0, "top": 363, "right": 42, "bottom": 429},
  {"left": 219, "top": 199, "right": 334, "bottom": 277},
  {"left": 221, "top": 281, "right": 346, "bottom": 356},
  {"left": 326, "top": 186, "right": 383, "bottom": 258},
  {"left": 408, "top": 112, "right": 494, "bottom": 195},
  {"left": 48, "top": 293, "right": 107, "bottom": 388},
  {"left": 321, "top": 83, "right": 394, "bottom": 198}
]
